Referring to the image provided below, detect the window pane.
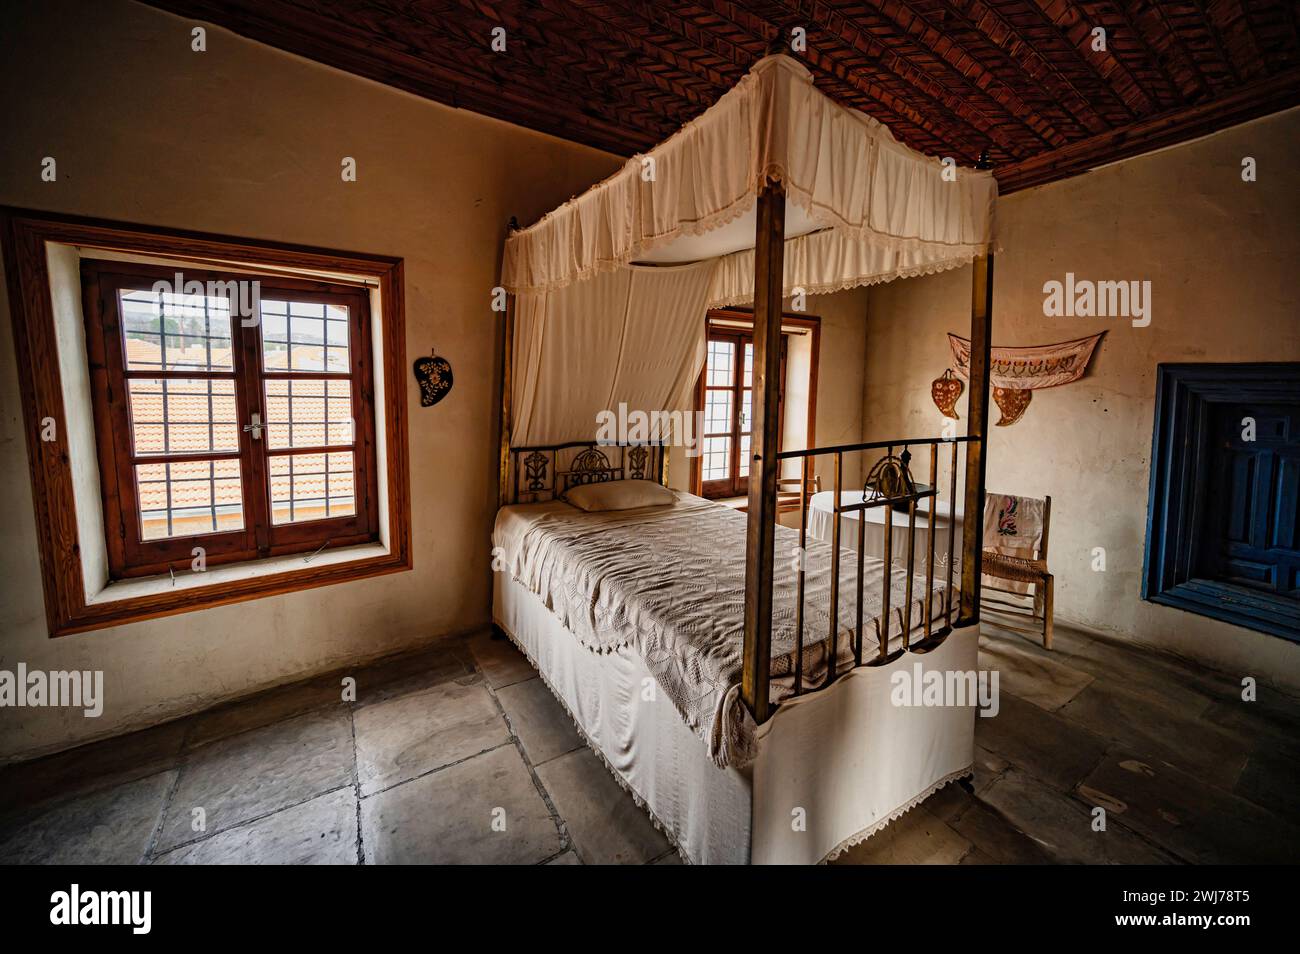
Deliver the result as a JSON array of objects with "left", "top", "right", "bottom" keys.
[
  {"left": 260, "top": 299, "right": 350, "bottom": 373},
  {"left": 120, "top": 289, "right": 232, "bottom": 372},
  {"left": 269, "top": 451, "right": 356, "bottom": 525},
  {"left": 743, "top": 342, "right": 754, "bottom": 388},
  {"left": 128, "top": 378, "right": 239, "bottom": 456},
  {"left": 705, "top": 390, "right": 732, "bottom": 435},
  {"left": 263, "top": 378, "right": 353, "bottom": 449},
  {"left": 702, "top": 436, "right": 731, "bottom": 482},
  {"left": 706, "top": 339, "right": 735, "bottom": 387},
  {"left": 741, "top": 389, "right": 752, "bottom": 434},
  {"left": 739, "top": 434, "right": 752, "bottom": 478},
  {"left": 136, "top": 458, "right": 243, "bottom": 540}
]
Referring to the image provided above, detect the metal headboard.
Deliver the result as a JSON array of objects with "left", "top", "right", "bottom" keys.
[{"left": 505, "top": 441, "right": 668, "bottom": 505}]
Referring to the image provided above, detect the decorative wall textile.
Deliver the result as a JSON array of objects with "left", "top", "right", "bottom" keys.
[
  {"left": 947, "top": 332, "right": 1103, "bottom": 389},
  {"left": 931, "top": 369, "right": 965, "bottom": 420},
  {"left": 502, "top": 55, "right": 996, "bottom": 298},
  {"left": 510, "top": 262, "right": 714, "bottom": 446},
  {"left": 939, "top": 332, "right": 1103, "bottom": 425}
]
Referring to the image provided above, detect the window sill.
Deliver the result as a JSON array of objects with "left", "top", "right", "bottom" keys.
[
  {"left": 1147, "top": 578, "right": 1300, "bottom": 645},
  {"left": 89, "top": 542, "right": 389, "bottom": 604},
  {"left": 62, "top": 542, "right": 409, "bottom": 636}
]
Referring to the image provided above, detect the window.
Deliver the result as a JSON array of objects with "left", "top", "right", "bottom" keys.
[
  {"left": 2, "top": 208, "right": 410, "bottom": 636},
  {"left": 695, "top": 313, "right": 807, "bottom": 500},
  {"left": 83, "top": 263, "right": 378, "bottom": 578},
  {"left": 701, "top": 328, "right": 779, "bottom": 497},
  {"left": 1143, "top": 363, "right": 1300, "bottom": 643}
]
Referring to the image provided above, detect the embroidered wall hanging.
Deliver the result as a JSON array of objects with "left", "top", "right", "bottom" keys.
[
  {"left": 935, "top": 332, "right": 1104, "bottom": 425},
  {"left": 930, "top": 369, "right": 965, "bottom": 420}
]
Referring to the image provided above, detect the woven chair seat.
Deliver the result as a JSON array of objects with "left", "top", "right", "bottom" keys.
[{"left": 982, "top": 550, "right": 1049, "bottom": 584}]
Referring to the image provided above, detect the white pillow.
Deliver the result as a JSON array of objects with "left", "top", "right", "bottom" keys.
[{"left": 564, "top": 479, "right": 675, "bottom": 513}]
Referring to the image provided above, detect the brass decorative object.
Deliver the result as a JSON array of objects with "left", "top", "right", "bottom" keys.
[
  {"left": 931, "top": 368, "right": 964, "bottom": 419},
  {"left": 863, "top": 448, "right": 917, "bottom": 503},
  {"left": 413, "top": 349, "right": 453, "bottom": 407}
]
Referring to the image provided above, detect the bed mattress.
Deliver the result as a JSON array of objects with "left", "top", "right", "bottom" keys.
[{"left": 493, "top": 491, "right": 950, "bottom": 768}]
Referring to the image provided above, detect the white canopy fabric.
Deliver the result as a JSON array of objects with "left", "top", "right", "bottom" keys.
[
  {"left": 511, "top": 262, "right": 713, "bottom": 446},
  {"left": 502, "top": 54, "right": 997, "bottom": 446}
]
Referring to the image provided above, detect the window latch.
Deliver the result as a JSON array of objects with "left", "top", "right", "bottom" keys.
[{"left": 243, "top": 413, "right": 265, "bottom": 440}]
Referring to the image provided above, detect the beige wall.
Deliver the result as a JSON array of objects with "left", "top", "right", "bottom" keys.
[
  {"left": 0, "top": 0, "right": 622, "bottom": 760},
  {"left": 862, "top": 107, "right": 1300, "bottom": 690}
]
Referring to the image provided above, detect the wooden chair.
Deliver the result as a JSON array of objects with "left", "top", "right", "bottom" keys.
[
  {"left": 980, "top": 493, "right": 1054, "bottom": 649},
  {"left": 777, "top": 474, "right": 821, "bottom": 511}
]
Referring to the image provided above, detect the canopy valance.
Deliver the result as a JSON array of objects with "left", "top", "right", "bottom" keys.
[{"left": 502, "top": 54, "right": 997, "bottom": 299}]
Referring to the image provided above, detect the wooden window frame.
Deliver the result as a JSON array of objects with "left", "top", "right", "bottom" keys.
[
  {"left": 699, "top": 326, "right": 787, "bottom": 499},
  {"left": 82, "top": 262, "right": 380, "bottom": 578},
  {"left": 1, "top": 207, "right": 411, "bottom": 636},
  {"left": 691, "top": 309, "right": 819, "bottom": 502}
]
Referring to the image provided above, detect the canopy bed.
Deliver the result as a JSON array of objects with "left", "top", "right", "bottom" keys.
[{"left": 495, "top": 52, "right": 997, "bottom": 864}]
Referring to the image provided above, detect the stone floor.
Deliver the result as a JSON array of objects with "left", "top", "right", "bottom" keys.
[{"left": 0, "top": 619, "right": 1297, "bottom": 864}]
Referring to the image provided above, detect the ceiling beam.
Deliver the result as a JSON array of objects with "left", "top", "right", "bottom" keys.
[{"left": 997, "top": 64, "right": 1300, "bottom": 192}]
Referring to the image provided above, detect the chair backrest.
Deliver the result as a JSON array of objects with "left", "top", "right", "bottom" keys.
[{"left": 982, "top": 492, "right": 1052, "bottom": 558}]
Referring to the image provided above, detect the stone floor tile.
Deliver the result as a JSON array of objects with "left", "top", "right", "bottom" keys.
[
  {"left": 1049, "top": 626, "right": 1236, "bottom": 715},
  {"left": 157, "top": 708, "right": 354, "bottom": 852},
  {"left": 465, "top": 628, "right": 537, "bottom": 690},
  {"left": 981, "top": 769, "right": 1176, "bottom": 864},
  {"left": 0, "top": 719, "right": 188, "bottom": 814},
  {"left": 0, "top": 771, "right": 175, "bottom": 864},
  {"left": 361, "top": 745, "right": 560, "bottom": 864},
  {"left": 350, "top": 644, "right": 472, "bottom": 708},
  {"left": 496, "top": 677, "right": 582, "bottom": 766},
  {"left": 154, "top": 787, "right": 358, "bottom": 865},
  {"left": 1202, "top": 689, "right": 1300, "bottom": 750},
  {"left": 949, "top": 799, "right": 1054, "bottom": 864},
  {"left": 353, "top": 680, "right": 509, "bottom": 796},
  {"left": 973, "top": 745, "right": 1011, "bottom": 793},
  {"left": 1080, "top": 751, "right": 1300, "bottom": 865},
  {"left": 535, "top": 747, "right": 670, "bottom": 865},
  {"left": 1059, "top": 681, "right": 1250, "bottom": 791},
  {"left": 975, "top": 691, "right": 1108, "bottom": 791},
  {"left": 187, "top": 679, "right": 345, "bottom": 749},
  {"left": 978, "top": 632, "right": 1094, "bottom": 711},
  {"left": 831, "top": 807, "right": 972, "bottom": 865},
  {"left": 1235, "top": 740, "right": 1300, "bottom": 818}
]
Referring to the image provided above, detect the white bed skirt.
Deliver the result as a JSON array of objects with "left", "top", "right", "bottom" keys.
[{"left": 494, "top": 572, "right": 978, "bottom": 864}]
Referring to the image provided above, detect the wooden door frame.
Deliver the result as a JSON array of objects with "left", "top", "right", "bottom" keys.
[{"left": 690, "top": 307, "right": 820, "bottom": 501}]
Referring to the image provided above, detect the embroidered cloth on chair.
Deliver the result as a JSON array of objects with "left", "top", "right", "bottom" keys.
[{"left": 982, "top": 493, "right": 1046, "bottom": 595}]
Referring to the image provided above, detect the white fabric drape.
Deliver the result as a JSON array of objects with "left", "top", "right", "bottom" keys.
[
  {"left": 511, "top": 262, "right": 713, "bottom": 446},
  {"left": 501, "top": 55, "right": 996, "bottom": 297},
  {"left": 707, "top": 226, "right": 988, "bottom": 307}
]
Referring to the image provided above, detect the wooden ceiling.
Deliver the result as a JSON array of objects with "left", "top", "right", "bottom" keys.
[{"left": 144, "top": 0, "right": 1300, "bottom": 192}]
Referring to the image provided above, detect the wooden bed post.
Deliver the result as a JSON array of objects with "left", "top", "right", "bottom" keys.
[
  {"left": 742, "top": 181, "right": 786, "bottom": 724},
  {"left": 498, "top": 219, "right": 518, "bottom": 509},
  {"left": 959, "top": 168, "right": 994, "bottom": 624}
]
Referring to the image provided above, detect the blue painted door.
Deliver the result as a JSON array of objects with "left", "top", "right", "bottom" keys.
[{"left": 1204, "top": 403, "right": 1300, "bottom": 599}]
